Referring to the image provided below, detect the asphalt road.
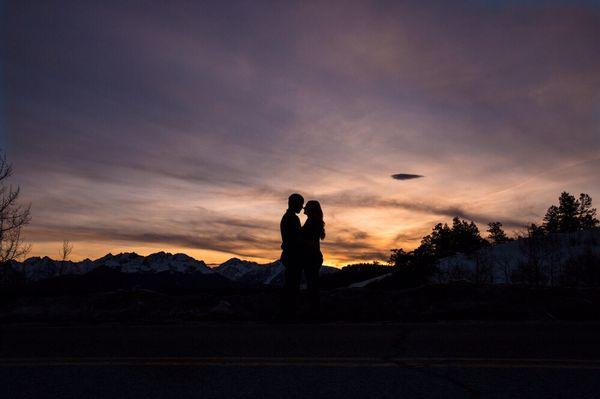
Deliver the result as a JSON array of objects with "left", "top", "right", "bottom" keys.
[{"left": 2, "top": 322, "right": 600, "bottom": 398}]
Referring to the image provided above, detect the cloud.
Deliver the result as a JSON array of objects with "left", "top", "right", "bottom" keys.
[
  {"left": 352, "top": 231, "right": 369, "bottom": 240},
  {"left": 391, "top": 174, "right": 424, "bottom": 181},
  {"left": 25, "top": 223, "right": 281, "bottom": 260},
  {"left": 6, "top": 0, "right": 600, "bottom": 263},
  {"left": 322, "top": 240, "right": 389, "bottom": 263},
  {"left": 320, "top": 192, "right": 529, "bottom": 229}
]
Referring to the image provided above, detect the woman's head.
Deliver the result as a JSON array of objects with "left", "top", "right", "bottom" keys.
[
  {"left": 303, "top": 200, "right": 323, "bottom": 219},
  {"left": 304, "top": 200, "right": 325, "bottom": 239}
]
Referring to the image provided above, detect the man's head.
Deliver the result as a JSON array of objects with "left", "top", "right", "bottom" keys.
[{"left": 288, "top": 193, "right": 304, "bottom": 214}]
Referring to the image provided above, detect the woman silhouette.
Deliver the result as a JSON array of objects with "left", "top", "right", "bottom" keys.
[{"left": 302, "top": 200, "right": 325, "bottom": 315}]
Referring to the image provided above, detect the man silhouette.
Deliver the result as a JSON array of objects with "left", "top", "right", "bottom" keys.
[{"left": 280, "top": 193, "right": 304, "bottom": 318}]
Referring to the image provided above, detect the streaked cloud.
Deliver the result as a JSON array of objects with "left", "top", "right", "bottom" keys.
[{"left": 4, "top": 0, "right": 599, "bottom": 265}]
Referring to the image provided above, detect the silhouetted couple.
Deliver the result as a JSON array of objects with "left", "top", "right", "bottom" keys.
[{"left": 280, "top": 193, "right": 325, "bottom": 320}]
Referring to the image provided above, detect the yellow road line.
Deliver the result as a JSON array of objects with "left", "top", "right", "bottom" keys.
[{"left": 1, "top": 357, "right": 600, "bottom": 369}]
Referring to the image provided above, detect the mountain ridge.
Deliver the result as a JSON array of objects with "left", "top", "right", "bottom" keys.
[{"left": 5, "top": 251, "right": 340, "bottom": 285}]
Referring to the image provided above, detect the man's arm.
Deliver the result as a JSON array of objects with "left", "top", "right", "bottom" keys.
[{"left": 289, "top": 215, "right": 302, "bottom": 248}]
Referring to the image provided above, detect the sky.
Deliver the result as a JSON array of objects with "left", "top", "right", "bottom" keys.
[{"left": 2, "top": 0, "right": 599, "bottom": 265}]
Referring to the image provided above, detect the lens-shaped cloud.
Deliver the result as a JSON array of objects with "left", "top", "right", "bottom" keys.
[{"left": 391, "top": 174, "right": 424, "bottom": 181}]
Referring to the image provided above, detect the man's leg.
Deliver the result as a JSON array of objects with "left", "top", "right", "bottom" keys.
[{"left": 282, "top": 262, "right": 302, "bottom": 318}]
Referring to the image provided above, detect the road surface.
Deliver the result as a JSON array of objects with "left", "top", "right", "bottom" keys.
[{"left": 2, "top": 322, "right": 600, "bottom": 398}]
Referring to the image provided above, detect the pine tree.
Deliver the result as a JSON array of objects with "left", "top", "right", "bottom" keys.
[
  {"left": 543, "top": 205, "right": 560, "bottom": 233},
  {"left": 389, "top": 248, "right": 410, "bottom": 267},
  {"left": 542, "top": 192, "right": 598, "bottom": 233},
  {"left": 487, "top": 222, "right": 511, "bottom": 245},
  {"left": 450, "top": 217, "right": 487, "bottom": 253},
  {"left": 577, "top": 193, "right": 599, "bottom": 229},
  {"left": 557, "top": 192, "right": 580, "bottom": 232},
  {"left": 527, "top": 223, "right": 545, "bottom": 237}
]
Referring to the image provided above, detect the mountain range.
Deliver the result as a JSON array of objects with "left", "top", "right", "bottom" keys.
[{"left": 6, "top": 252, "right": 339, "bottom": 286}]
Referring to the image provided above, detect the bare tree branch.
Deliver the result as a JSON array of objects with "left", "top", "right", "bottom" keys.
[
  {"left": 57, "top": 239, "right": 74, "bottom": 275},
  {"left": 0, "top": 150, "right": 31, "bottom": 263},
  {"left": 60, "top": 240, "right": 73, "bottom": 262},
  {"left": 0, "top": 153, "right": 13, "bottom": 182}
]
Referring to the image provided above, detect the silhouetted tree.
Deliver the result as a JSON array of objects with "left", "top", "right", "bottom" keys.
[
  {"left": 542, "top": 192, "right": 598, "bottom": 233},
  {"left": 557, "top": 192, "right": 580, "bottom": 232},
  {"left": 393, "top": 218, "right": 487, "bottom": 266},
  {"left": 389, "top": 248, "right": 410, "bottom": 267},
  {"left": 58, "top": 239, "right": 73, "bottom": 275},
  {"left": 389, "top": 217, "right": 488, "bottom": 287},
  {"left": 412, "top": 217, "right": 488, "bottom": 260},
  {"left": 388, "top": 247, "right": 436, "bottom": 287},
  {"left": 542, "top": 205, "right": 560, "bottom": 233},
  {"left": 528, "top": 223, "right": 546, "bottom": 238},
  {"left": 0, "top": 152, "right": 31, "bottom": 263},
  {"left": 418, "top": 222, "right": 453, "bottom": 259},
  {"left": 387, "top": 191, "right": 598, "bottom": 288},
  {"left": 450, "top": 217, "right": 488, "bottom": 254},
  {"left": 487, "top": 222, "right": 511, "bottom": 245},
  {"left": 577, "top": 193, "right": 599, "bottom": 229}
]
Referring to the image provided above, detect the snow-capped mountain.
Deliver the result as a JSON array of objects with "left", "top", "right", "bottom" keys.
[
  {"left": 214, "top": 258, "right": 262, "bottom": 281},
  {"left": 93, "top": 252, "right": 212, "bottom": 274},
  {"left": 7, "top": 252, "right": 339, "bottom": 285},
  {"left": 8, "top": 256, "right": 96, "bottom": 282},
  {"left": 213, "top": 258, "right": 286, "bottom": 285},
  {"left": 213, "top": 257, "right": 339, "bottom": 286},
  {"left": 8, "top": 251, "right": 212, "bottom": 281}
]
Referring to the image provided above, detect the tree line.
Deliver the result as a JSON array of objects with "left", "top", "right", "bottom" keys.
[{"left": 389, "top": 191, "right": 599, "bottom": 276}]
